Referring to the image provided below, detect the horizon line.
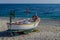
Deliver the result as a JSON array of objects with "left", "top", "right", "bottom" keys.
[{"left": 0, "top": 3, "right": 60, "bottom": 4}]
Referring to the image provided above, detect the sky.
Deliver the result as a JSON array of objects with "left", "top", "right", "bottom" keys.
[{"left": 0, "top": 0, "right": 60, "bottom": 4}]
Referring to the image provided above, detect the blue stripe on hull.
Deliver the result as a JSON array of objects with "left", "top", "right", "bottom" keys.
[{"left": 7, "top": 28, "right": 34, "bottom": 32}]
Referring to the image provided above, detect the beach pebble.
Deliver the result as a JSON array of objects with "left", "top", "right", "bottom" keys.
[{"left": 0, "top": 18, "right": 60, "bottom": 40}]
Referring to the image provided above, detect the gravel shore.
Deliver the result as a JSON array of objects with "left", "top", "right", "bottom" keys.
[{"left": 0, "top": 18, "right": 60, "bottom": 40}]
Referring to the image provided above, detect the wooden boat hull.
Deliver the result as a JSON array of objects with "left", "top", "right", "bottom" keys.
[{"left": 7, "top": 18, "right": 40, "bottom": 32}]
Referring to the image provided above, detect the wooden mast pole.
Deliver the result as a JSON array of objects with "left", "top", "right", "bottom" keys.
[{"left": 25, "top": 7, "right": 29, "bottom": 18}]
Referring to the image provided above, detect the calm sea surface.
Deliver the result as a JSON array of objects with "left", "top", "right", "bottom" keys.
[{"left": 0, "top": 4, "right": 60, "bottom": 20}]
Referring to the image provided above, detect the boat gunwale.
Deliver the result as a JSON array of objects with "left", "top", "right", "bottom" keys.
[{"left": 7, "top": 18, "right": 40, "bottom": 26}]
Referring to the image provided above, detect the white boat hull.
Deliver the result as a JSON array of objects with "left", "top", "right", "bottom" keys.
[{"left": 7, "top": 18, "right": 40, "bottom": 32}]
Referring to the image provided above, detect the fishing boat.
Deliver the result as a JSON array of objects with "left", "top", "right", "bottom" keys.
[
  {"left": 7, "top": 8, "right": 40, "bottom": 34},
  {"left": 7, "top": 15, "right": 40, "bottom": 32}
]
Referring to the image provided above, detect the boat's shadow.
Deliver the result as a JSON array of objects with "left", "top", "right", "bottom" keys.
[{"left": 0, "top": 30, "right": 24, "bottom": 37}]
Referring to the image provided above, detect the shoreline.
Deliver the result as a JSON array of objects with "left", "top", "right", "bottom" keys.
[{"left": 0, "top": 17, "right": 60, "bottom": 40}]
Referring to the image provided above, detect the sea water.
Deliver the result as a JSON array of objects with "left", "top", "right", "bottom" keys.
[{"left": 0, "top": 4, "right": 60, "bottom": 20}]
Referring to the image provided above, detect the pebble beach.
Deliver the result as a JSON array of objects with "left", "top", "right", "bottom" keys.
[{"left": 0, "top": 17, "right": 60, "bottom": 40}]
